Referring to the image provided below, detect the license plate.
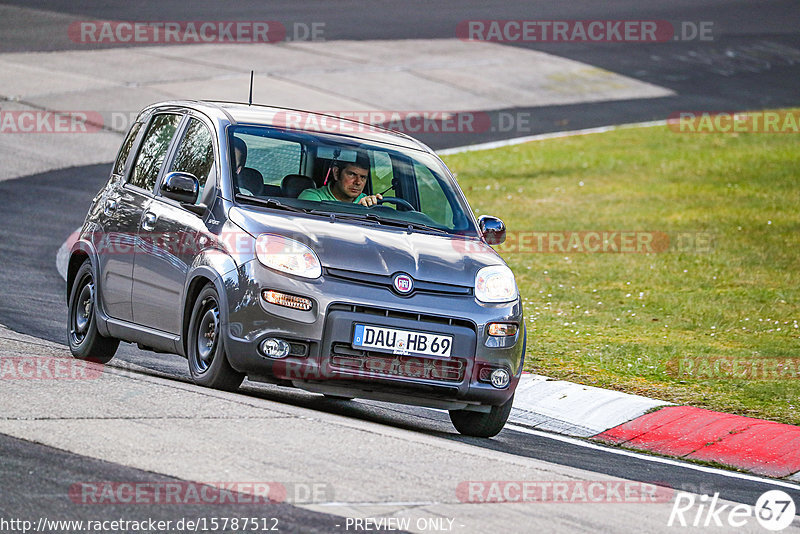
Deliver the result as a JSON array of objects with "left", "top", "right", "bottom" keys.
[{"left": 352, "top": 324, "right": 453, "bottom": 358}]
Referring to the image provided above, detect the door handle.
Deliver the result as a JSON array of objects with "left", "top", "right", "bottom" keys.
[
  {"left": 103, "top": 198, "right": 118, "bottom": 216},
  {"left": 141, "top": 212, "right": 157, "bottom": 231}
]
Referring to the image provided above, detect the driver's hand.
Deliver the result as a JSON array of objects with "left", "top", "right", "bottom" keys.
[{"left": 358, "top": 193, "right": 382, "bottom": 207}]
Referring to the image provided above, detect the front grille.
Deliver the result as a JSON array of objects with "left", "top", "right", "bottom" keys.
[
  {"left": 328, "top": 303, "right": 476, "bottom": 332},
  {"left": 326, "top": 268, "right": 472, "bottom": 297},
  {"left": 330, "top": 343, "right": 465, "bottom": 382}
]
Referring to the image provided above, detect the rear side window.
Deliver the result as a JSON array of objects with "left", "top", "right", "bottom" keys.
[
  {"left": 234, "top": 133, "right": 302, "bottom": 186},
  {"left": 129, "top": 113, "right": 182, "bottom": 191},
  {"left": 169, "top": 118, "right": 215, "bottom": 203},
  {"left": 113, "top": 122, "right": 142, "bottom": 176}
]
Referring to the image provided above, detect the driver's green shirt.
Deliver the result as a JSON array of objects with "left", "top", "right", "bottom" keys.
[{"left": 298, "top": 184, "right": 365, "bottom": 203}]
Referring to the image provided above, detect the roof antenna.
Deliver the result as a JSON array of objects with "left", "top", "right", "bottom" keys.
[{"left": 248, "top": 70, "right": 254, "bottom": 106}]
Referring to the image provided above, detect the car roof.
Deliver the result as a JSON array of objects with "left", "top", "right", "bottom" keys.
[{"left": 142, "top": 100, "right": 432, "bottom": 152}]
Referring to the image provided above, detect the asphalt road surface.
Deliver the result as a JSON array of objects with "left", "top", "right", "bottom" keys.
[
  {"left": 1, "top": 161, "right": 798, "bottom": 532},
  {"left": 1, "top": 1, "right": 799, "bottom": 532},
  {"left": 2, "top": 0, "right": 799, "bottom": 148}
]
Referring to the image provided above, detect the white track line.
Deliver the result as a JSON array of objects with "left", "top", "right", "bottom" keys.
[{"left": 505, "top": 424, "right": 800, "bottom": 490}]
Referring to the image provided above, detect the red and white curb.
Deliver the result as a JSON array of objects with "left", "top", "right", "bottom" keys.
[
  {"left": 512, "top": 373, "right": 800, "bottom": 481},
  {"left": 596, "top": 406, "right": 800, "bottom": 479}
]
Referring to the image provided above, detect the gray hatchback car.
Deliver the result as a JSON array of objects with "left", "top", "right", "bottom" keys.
[{"left": 67, "top": 101, "right": 525, "bottom": 437}]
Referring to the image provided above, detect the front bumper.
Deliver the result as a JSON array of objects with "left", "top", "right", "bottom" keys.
[{"left": 224, "top": 261, "right": 524, "bottom": 409}]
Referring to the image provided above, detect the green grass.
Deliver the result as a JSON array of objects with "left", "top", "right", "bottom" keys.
[{"left": 442, "top": 114, "right": 800, "bottom": 425}]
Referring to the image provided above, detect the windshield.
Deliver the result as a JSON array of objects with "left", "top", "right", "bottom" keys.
[{"left": 228, "top": 125, "right": 477, "bottom": 235}]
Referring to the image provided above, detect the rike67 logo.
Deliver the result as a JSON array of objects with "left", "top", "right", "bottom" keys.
[{"left": 668, "top": 490, "right": 796, "bottom": 531}]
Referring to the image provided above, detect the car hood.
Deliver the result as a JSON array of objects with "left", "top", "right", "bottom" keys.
[{"left": 228, "top": 207, "right": 505, "bottom": 286}]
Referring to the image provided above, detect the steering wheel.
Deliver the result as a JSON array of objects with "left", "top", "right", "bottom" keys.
[{"left": 377, "top": 197, "right": 415, "bottom": 211}]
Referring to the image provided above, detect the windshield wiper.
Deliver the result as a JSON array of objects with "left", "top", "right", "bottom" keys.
[
  {"left": 235, "top": 195, "right": 307, "bottom": 213},
  {"left": 400, "top": 221, "right": 451, "bottom": 235},
  {"left": 320, "top": 212, "right": 385, "bottom": 225},
  {"left": 331, "top": 213, "right": 450, "bottom": 235}
]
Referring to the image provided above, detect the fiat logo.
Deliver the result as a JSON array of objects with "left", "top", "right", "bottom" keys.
[{"left": 393, "top": 273, "right": 414, "bottom": 295}]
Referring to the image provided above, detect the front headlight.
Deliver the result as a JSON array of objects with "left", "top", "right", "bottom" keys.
[
  {"left": 475, "top": 265, "right": 518, "bottom": 303},
  {"left": 255, "top": 234, "right": 321, "bottom": 279}
]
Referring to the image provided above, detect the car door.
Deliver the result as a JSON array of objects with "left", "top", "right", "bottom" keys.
[
  {"left": 131, "top": 115, "right": 218, "bottom": 334},
  {"left": 100, "top": 112, "right": 183, "bottom": 325},
  {"left": 96, "top": 120, "right": 144, "bottom": 321}
]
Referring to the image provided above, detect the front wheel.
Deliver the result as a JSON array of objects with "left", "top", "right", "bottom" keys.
[
  {"left": 449, "top": 394, "right": 514, "bottom": 438},
  {"left": 186, "top": 285, "right": 244, "bottom": 391},
  {"left": 67, "top": 260, "right": 119, "bottom": 363}
]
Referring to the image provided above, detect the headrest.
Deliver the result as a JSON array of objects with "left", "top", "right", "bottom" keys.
[
  {"left": 281, "top": 174, "right": 315, "bottom": 198},
  {"left": 238, "top": 167, "right": 264, "bottom": 196}
]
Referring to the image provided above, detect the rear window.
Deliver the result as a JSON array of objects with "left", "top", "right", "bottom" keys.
[
  {"left": 113, "top": 122, "right": 142, "bottom": 176},
  {"left": 233, "top": 133, "right": 302, "bottom": 187}
]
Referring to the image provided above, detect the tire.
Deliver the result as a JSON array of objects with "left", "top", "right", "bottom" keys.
[
  {"left": 449, "top": 394, "right": 514, "bottom": 438},
  {"left": 186, "top": 284, "right": 244, "bottom": 391},
  {"left": 67, "top": 260, "right": 119, "bottom": 364}
]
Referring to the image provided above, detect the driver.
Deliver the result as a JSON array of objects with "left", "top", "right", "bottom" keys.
[{"left": 298, "top": 153, "right": 382, "bottom": 206}]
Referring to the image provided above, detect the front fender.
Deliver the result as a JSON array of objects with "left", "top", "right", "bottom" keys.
[{"left": 180, "top": 250, "right": 241, "bottom": 357}]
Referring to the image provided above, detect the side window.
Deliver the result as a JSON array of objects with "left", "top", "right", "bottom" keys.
[
  {"left": 129, "top": 113, "right": 182, "bottom": 191},
  {"left": 415, "top": 163, "right": 453, "bottom": 227},
  {"left": 113, "top": 122, "right": 142, "bottom": 176},
  {"left": 169, "top": 118, "right": 215, "bottom": 203}
]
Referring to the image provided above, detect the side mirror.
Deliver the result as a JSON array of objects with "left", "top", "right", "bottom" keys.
[
  {"left": 478, "top": 215, "right": 506, "bottom": 245},
  {"left": 161, "top": 171, "right": 199, "bottom": 205}
]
